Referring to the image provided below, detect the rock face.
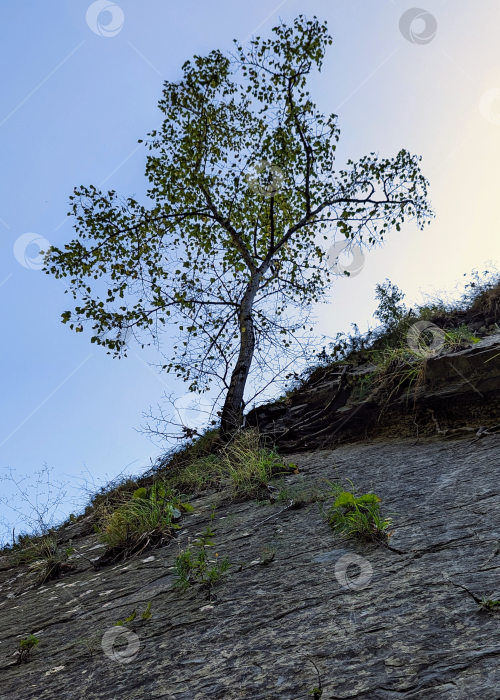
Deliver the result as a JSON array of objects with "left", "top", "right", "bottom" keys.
[
  {"left": 246, "top": 333, "right": 500, "bottom": 452},
  {"left": 1, "top": 433, "right": 500, "bottom": 699}
]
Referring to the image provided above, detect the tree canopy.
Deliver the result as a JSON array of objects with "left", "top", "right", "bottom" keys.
[{"left": 46, "top": 15, "right": 433, "bottom": 436}]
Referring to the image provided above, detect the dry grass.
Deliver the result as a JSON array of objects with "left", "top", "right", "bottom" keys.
[
  {"left": 152, "top": 429, "right": 291, "bottom": 498},
  {"left": 282, "top": 269, "right": 500, "bottom": 405},
  {"left": 14, "top": 536, "right": 75, "bottom": 585},
  {"left": 93, "top": 430, "right": 287, "bottom": 563},
  {"left": 96, "top": 482, "right": 192, "bottom": 562},
  {"left": 361, "top": 324, "right": 482, "bottom": 405}
]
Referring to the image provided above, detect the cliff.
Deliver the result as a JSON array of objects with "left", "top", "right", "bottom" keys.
[{"left": 1, "top": 337, "right": 500, "bottom": 699}]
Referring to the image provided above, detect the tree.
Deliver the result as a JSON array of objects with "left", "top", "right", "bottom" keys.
[{"left": 46, "top": 16, "right": 433, "bottom": 437}]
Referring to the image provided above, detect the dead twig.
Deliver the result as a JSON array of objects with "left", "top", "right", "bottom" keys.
[
  {"left": 306, "top": 656, "right": 323, "bottom": 699},
  {"left": 69, "top": 541, "right": 100, "bottom": 570},
  {"left": 413, "top": 412, "right": 420, "bottom": 445},
  {"left": 251, "top": 500, "right": 293, "bottom": 531}
]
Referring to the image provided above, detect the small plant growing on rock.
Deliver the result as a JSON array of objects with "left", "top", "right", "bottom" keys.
[
  {"left": 15, "top": 536, "right": 75, "bottom": 585},
  {"left": 325, "top": 482, "right": 392, "bottom": 542},
  {"left": 97, "top": 481, "right": 193, "bottom": 562},
  {"left": 167, "top": 430, "right": 292, "bottom": 498},
  {"left": 272, "top": 476, "right": 327, "bottom": 509},
  {"left": 174, "top": 527, "right": 230, "bottom": 593},
  {"left": 114, "top": 602, "right": 153, "bottom": 627},
  {"left": 141, "top": 601, "right": 152, "bottom": 619},
  {"left": 307, "top": 657, "right": 323, "bottom": 698},
  {"left": 16, "top": 634, "right": 39, "bottom": 664},
  {"left": 114, "top": 609, "right": 136, "bottom": 626},
  {"left": 478, "top": 596, "right": 500, "bottom": 612}
]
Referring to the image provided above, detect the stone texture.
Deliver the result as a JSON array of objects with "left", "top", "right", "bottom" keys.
[{"left": 1, "top": 434, "right": 500, "bottom": 699}]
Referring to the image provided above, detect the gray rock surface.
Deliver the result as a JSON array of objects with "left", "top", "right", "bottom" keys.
[{"left": 1, "top": 435, "right": 500, "bottom": 699}]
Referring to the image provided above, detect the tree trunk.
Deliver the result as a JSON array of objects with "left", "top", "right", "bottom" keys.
[{"left": 220, "top": 274, "right": 261, "bottom": 437}]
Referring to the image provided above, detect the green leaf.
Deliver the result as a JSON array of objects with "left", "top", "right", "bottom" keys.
[
  {"left": 356, "top": 494, "right": 380, "bottom": 506},
  {"left": 133, "top": 488, "right": 148, "bottom": 499},
  {"left": 180, "top": 503, "right": 195, "bottom": 512},
  {"left": 334, "top": 492, "right": 356, "bottom": 508},
  {"left": 43, "top": 16, "right": 434, "bottom": 427}
]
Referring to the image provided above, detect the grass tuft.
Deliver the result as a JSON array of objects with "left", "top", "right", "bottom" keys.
[
  {"left": 96, "top": 482, "right": 192, "bottom": 562},
  {"left": 14, "top": 536, "right": 75, "bottom": 585},
  {"left": 154, "top": 429, "right": 291, "bottom": 498},
  {"left": 478, "top": 596, "right": 500, "bottom": 612}
]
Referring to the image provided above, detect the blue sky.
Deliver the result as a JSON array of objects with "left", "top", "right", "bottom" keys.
[{"left": 1, "top": 0, "right": 500, "bottom": 538}]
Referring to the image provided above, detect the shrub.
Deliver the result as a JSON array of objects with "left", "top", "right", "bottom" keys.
[{"left": 283, "top": 268, "right": 500, "bottom": 404}]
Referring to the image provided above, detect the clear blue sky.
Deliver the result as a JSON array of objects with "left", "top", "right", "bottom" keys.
[{"left": 1, "top": 0, "right": 499, "bottom": 539}]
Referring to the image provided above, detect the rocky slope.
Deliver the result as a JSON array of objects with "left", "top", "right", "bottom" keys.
[
  {"left": 1, "top": 433, "right": 500, "bottom": 699},
  {"left": 1, "top": 336, "right": 500, "bottom": 699}
]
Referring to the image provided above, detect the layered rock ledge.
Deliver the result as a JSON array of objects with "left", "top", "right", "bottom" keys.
[{"left": 247, "top": 333, "right": 500, "bottom": 451}]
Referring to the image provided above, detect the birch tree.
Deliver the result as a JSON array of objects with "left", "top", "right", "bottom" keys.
[{"left": 46, "top": 16, "right": 433, "bottom": 436}]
